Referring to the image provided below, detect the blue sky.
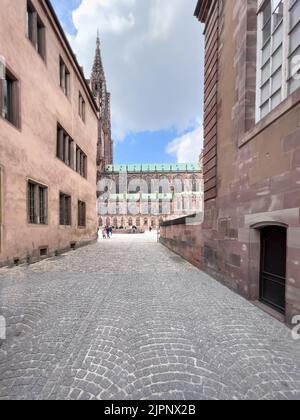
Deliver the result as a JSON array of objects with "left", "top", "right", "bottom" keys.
[
  {"left": 51, "top": 0, "right": 81, "bottom": 35},
  {"left": 116, "top": 130, "right": 178, "bottom": 165},
  {"left": 51, "top": 0, "right": 204, "bottom": 164}
]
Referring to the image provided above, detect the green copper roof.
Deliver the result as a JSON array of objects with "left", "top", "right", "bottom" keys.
[{"left": 104, "top": 163, "right": 200, "bottom": 173}]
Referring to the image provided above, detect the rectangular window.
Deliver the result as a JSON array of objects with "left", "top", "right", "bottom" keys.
[
  {"left": 39, "top": 186, "right": 46, "bottom": 225},
  {"left": 78, "top": 92, "right": 86, "bottom": 122},
  {"left": 28, "top": 182, "right": 36, "bottom": 224},
  {"left": 28, "top": 181, "right": 48, "bottom": 225},
  {"left": 76, "top": 146, "right": 87, "bottom": 178},
  {"left": 0, "top": 69, "right": 20, "bottom": 128},
  {"left": 59, "top": 57, "right": 70, "bottom": 97},
  {"left": 27, "top": 1, "right": 46, "bottom": 59},
  {"left": 56, "top": 125, "right": 87, "bottom": 178},
  {"left": 78, "top": 201, "right": 86, "bottom": 227},
  {"left": 288, "top": 0, "right": 300, "bottom": 94},
  {"left": 56, "top": 125, "right": 75, "bottom": 169},
  {"left": 256, "top": 0, "right": 300, "bottom": 120},
  {"left": 59, "top": 193, "right": 71, "bottom": 226}
]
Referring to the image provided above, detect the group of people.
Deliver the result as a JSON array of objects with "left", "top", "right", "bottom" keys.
[{"left": 98, "top": 225, "right": 113, "bottom": 241}]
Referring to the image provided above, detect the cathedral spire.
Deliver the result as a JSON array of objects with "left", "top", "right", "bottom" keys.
[
  {"left": 91, "top": 30, "right": 106, "bottom": 85},
  {"left": 90, "top": 32, "right": 113, "bottom": 169}
]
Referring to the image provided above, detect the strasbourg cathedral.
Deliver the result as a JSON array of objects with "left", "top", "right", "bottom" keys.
[
  {"left": 90, "top": 32, "right": 113, "bottom": 172},
  {"left": 91, "top": 35, "right": 203, "bottom": 231}
]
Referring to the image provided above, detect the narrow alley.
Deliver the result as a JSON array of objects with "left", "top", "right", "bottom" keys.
[{"left": 0, "top": 234, "right": 299, "bottom": 400}]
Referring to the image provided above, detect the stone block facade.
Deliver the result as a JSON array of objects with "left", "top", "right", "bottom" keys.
[
  {"left": 160, "top": 216, "right": 203, "bottom": 268},
  {"left": 161, "top": 0, "right": 300, "bottom": 325}
]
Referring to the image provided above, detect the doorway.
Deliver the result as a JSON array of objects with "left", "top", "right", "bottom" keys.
[{"left": 260, "top": 226, "right": 287, "bottom": 313}]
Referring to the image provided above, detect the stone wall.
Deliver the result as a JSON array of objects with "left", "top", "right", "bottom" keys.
[
  {"left": 160, "top": 216, "right": 203, "bottom": 269},
  {"left": 195, "top": 0, "right": 300, "bottom": 324}
]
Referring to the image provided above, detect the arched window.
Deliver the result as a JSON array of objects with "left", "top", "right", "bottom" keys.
[
  {"left": 146, "top": 177, "right": 152, "bottom": 194},
  {"left": 148, "top": 199, "right": 152, "bottom": 215},
  {"left": 128, "top": 217, "right": 133, "bottom": 227},
  {"left": 115, "top": 176, "right": 120, "bottom": 194},
  {"left": 159, "top": 201, "right": 163, "bottom": 214},
  {"left": 192, "top": 176, "right": 198, "bottom": 192},
  {"left": 99, "top": 217, "right": 103, "bottom": 227},
  {"left": 173, "top": 177, "right": 183, "bottom": 193}
]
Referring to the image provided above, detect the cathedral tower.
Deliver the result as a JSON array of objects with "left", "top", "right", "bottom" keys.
[{"left": 90, "top": 32, "right": 113, "bottom": 173}]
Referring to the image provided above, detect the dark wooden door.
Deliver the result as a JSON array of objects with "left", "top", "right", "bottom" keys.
[{"left": 260, "top": 226, "right": 287, "bottom": 313}]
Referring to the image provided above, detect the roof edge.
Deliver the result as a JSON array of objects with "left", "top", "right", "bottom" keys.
[
  {"left": 43, "top": 0, "right": 99, "bottom": 114},
  {"left": 194, "top": 0, "right": 212, "bottom": 22},
  {"left": 103, "top": 163, "right": 202, "bottom": 173}
]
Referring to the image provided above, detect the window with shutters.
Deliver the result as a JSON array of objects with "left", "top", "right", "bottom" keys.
[
  {"left": 78, "top": 201, "right": 86, "bottom": 227},
  {"left": 27, "top": 181, "right": 48, "bottom": 225},
  {"left": 59, "top": 57, "right": 70, "bottom": 97},
  {"left": 27, "top": 1, "right": 46, "bottom": 59},
  {"left": 59, "top": 193, "right": 71, "bottom": 226},
  {"left": 256, "top": 0, "right": 300, "bottom": 121},
  {"left": 0, "top": 67, "right": 20, "bottom": 128}
]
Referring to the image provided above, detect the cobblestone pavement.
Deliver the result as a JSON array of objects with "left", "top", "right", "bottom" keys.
[{"left": 0, "top": 233, "right": 300, "bottom": 400}]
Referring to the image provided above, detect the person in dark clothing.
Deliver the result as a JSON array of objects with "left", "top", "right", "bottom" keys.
[{"left": 106, "top": 226, "right": 111, "bottom": 239}]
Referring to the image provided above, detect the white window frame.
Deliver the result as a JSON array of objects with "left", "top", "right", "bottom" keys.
[{"left": 256, "top": 0, "right": 300, "bottom": 122}]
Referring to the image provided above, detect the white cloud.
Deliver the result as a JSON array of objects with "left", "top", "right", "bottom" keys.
[
  {"left": 148, "top": 0, "right": 178, "bottom": 40},
  {"left": 166, "top": 125, "right": 203, "bottom": 163},
  {"left": 73, "top": 0, "right": 136, "bottom": 34},
  {"left": 68, "top": 0, "right": 204, "bottom": 141}
]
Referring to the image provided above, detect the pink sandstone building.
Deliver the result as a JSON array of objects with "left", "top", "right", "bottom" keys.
[
  {"left": 0, "top": 0, "right": 100, "bottom": 266},
  {"left": 161, "top": 0, "right": 300, "bottom": 324}
]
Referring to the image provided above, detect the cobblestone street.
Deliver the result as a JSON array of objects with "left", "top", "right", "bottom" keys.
[{"left": 0, "top": 233, "right": 300, "bottom": 400}]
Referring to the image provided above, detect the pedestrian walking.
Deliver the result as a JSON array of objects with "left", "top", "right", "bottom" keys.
[
  {"left": 97, "top": 227, "right": 102, "bottom": 242},
  {"left": 102, "top": 227, "right": 107, "bottom": 239}
]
